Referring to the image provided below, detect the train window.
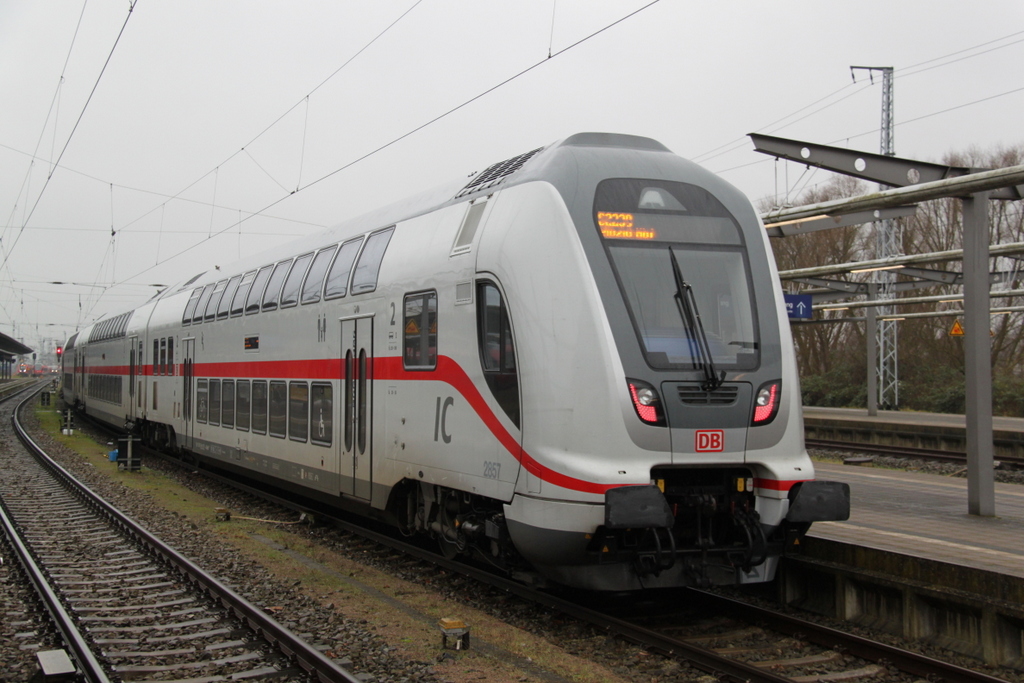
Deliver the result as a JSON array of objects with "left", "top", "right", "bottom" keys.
[
  {"left": 261, "top": 260, "right": 293, "bottom": 312},
  {"left": 280, "top": 253, "right": 313, "bottom": 309},
  {"left": 196, "top": 379, "right": 209, "bottom": 423},
  {"left": 245, "top": 266, "right": 274, "bottom": 315},
  {"left": 324, "top": 238, "right": 362, "bottom": 300},
  {"left": 192, "top": 284, "right": 216, "bottom": 324},
  {"left": 288, "top": 382, "right": 308, "bottom": 442},
  {"left": 222, "top": 380, "right": 235, "bottom": 428},
  {"left": 160, "top": 338, "right": 167, "bottom": 375},
  {"left": 114, "top": 313, "right": 128, "bottom": 338},
  {"left": 167, "top": 338, "right": 174, "bottom": 376},
  {"left": 231, "top": 271, "right": 256, "bottom": 317},
  {"left": 310, "top": 383, "right": 332, "bottom": 447},
  {"left": 236, "top": 380, "right": 251, "bottom": 431},
  {"left": 217, "top": 275, "right": 242, "bottom": 319},
  {"left": 403, "top": 291, "right": 437, "bottom": 370},
  {"left": 477, "top": 281, "right": 519, "bottom": 428},
  {"left": 153, "top": 340, "right": 159, "bottom": 376},
  {"left": 204, "top": 280, "right": 229, "bottom": 322},
  {"left": 251, "top": 380, "right": 268, "bottom": 434},
  {"left": 593, "top": 178, "right": 759, "bottom": 371},
  {"left": 269, "top": 381, "right": 287, "bottom": 438},
  {"left": 209, "top": 379, "right": 221, "bottom": 426},
  {"left": 301, "top": 245, "right": 339, "bottom": 304},
  {"left": 351, "top": 227, "right": 395, "bottom": 295}
]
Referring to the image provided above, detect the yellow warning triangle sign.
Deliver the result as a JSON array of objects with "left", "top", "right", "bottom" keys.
[{"left": 950, "top": 319, "right": 965, "bottom": 336}]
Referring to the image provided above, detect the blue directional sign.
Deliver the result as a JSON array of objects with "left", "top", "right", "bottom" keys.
[{"left": 784, "top": 293, "right": 813, "bottom": 320}]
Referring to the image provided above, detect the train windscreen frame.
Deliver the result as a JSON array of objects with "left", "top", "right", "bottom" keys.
[{"left": 593, "top": 178, "right": 760, "bottom": 371}]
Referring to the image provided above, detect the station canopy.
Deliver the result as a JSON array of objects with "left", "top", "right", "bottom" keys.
[{"left": 0, "top": 331, "right": 33, "bottom": 361}]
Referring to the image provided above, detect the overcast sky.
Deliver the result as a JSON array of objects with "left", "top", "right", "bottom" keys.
[{"left": 2, "top": 0, "right": 1021, "bottom": 356}]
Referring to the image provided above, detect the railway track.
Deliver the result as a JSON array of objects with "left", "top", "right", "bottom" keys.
[
  {"left": 133, "top": 442, "right": 1015, "bottom": 682},
  {"left": 0, "top": 387, "right": 362, "bottom": 683},
  {"left": 805, "top": 437, "right": 1024, "bottom": 468},
  {"left": 27, "top": 400, "right": 1018, "bottom": 682}
]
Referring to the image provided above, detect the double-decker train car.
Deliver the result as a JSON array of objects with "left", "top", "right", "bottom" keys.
[{"left": 62, "top": 133, "right": 848, "bottom": 590}]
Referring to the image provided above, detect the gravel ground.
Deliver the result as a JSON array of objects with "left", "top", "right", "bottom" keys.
[
  {"left": 8, "top": 402, "right": 1023, "bottom": 683},
  {"left": 10, "top": 407, "right": 447, "bottom": 683}
]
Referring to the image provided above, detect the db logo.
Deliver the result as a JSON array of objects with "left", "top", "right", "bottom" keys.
[{"left": 695, "top": 429, "right": 725, "bottom": 452}]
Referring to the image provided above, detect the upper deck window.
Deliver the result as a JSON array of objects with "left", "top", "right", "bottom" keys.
[
  {"left": 204, "top": 280, "right": 228, "bottom": 322},
  {"left": 594, "top": 178, "right": 758, "bottom": 371},
  {"left": 217, "top": 275, "right": 242, "bottom": 319},
  {"left": 351, "top": 227, "right": 395, "bottom": 295},
  {"left": 301, "top": 245, "right": 339, "bottom": 304},
  {"left": 280, "top": 253, "right": 313, "bottom": 308},
  {"left": 231, "top": 271, "right": 256, "bottom": 317},
  {"left": 191, "top": 284, "right": 216, "bottom": 324},
  {"left": 324, "top": 238, "right": 363, "bottom": 300},
  {"left": 262, "top": 259, "right": 294, "bottom": 312},
  {"left": 245, "top": 265, "right": 274, "bottom": 315}
]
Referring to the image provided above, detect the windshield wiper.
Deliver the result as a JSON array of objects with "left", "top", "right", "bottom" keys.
[{"left": 669, "top": 250, "right": 725, "bottom": 391}]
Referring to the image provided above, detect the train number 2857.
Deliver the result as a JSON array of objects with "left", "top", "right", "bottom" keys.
[{"left": 483, "top": 461, "right": 501, "bottom": 479}]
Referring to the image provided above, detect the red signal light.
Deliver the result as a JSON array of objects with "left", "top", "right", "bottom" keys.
[{"left": 56, "top": 346, "right": 63, "bottom": 357}]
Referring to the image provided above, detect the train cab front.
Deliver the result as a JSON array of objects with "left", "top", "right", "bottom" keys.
[{"left": 551, "top": 166, "right": 849, "bottom": 589}]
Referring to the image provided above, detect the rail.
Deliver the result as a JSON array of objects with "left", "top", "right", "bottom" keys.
[{"left": 9, "top": 389, "right": 363, "bottom": 683}]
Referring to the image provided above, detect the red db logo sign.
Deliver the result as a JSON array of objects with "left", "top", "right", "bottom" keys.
[{"left": 695, "top": 430, "right": 724, "bottom": 452}]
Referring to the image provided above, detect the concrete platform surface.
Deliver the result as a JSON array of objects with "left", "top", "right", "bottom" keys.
[
  {"left": 808, "top": 461, "right": 1024, "bottom": 580},
  {"left": 803, "top": 406, "right": 1024, "bottom": 434}
]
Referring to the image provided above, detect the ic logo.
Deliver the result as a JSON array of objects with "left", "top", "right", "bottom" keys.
[{"left": 695, "top": 429, "right": 724, "bottom": 452}]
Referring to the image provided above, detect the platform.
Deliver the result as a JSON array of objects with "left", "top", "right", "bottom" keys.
[
  {"left": 808, "top": 460, "right": 1024, "bottom": 580},
  {"left": 802, "top": 406, "right": 1024, "bottom": 459},
  {"left": 803, "top": 406, "right": 1024, "bottom": 433}
]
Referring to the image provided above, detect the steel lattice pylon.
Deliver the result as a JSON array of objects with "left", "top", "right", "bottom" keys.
[{"left": 854, "top": 66, "right": 899, "bottom": 408}]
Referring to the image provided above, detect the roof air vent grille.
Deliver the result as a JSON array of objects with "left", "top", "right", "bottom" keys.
[{"left": 456, "top": 147, "right": 544, "bottom": 198}]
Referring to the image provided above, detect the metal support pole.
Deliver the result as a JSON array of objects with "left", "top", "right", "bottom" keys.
[
  {"left": 962, "top": 192, "right": 994, "bottom": 516},
  {"left": 865, "top": 283, "right": 878, "bottom": 416}
]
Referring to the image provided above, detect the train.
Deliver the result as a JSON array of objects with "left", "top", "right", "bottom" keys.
[
  {"left": 61, "top": 132, "right": 849, "bottom": 591},
  {"left": 18, "top": 363, "right": 52, "bottom": 376}
]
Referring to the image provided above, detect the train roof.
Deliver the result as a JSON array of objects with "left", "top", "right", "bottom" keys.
[
  {"left": 153, "top": 133, "right": 689, "bottom": 298},
  {"left": 89, "top": 131, "right": 755, "bottom": 343}
]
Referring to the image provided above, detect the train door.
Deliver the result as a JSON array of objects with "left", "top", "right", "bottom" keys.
[
  {"left": 128, "top": 335, "right": 139, "bottom": 421},
  {"left": 182, "top": 337, "right": 196, "bottom": 450},
  {"left": 340, "top": 315, "right": 374, "bottom": 500}
]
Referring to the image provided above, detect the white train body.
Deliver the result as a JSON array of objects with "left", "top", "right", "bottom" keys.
[{"left": 62, "top": 133, "right": 848, "bottom": 590}]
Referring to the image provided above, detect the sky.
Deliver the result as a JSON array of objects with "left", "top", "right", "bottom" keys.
[{"left": 1, "top": 0, "right": 1022, "bottom": 357}]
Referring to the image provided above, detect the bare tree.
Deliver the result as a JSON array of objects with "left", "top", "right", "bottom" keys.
[{"left": 761, "top": 145, "right": 1024, "bottom": 415}]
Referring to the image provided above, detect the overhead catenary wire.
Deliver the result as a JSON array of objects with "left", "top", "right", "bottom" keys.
[
  {"left": 110, "top": 0, "right": 664, "bottom": 290},
  {"left": 2, "top": 0, "right": 90, "bottom": 250},
  {"left": 8, "top": 7, "right": 1018, "bottom": 337},
  {"left": 108, "top": 0, "right": 427, "bottom": 242},
  {"left": 1, "top": 0, "right": 139, "bottom": 273},
  {"left": 693, "top": 28, "right": 1024, "bottom": 168},
  {"left": 0, "top": 141, "right": 326, "bottom": 231}
]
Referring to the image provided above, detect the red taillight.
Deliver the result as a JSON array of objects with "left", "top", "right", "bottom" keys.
[
  {"left": 752, "top": 381, "right": 780, "bottom": 425},
  {"left": 628, "top": 380, "right": 664, "bottom": 426}
]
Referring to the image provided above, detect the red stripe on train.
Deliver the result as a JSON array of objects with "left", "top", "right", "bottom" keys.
[{"left": 82, "top": 355, "right": 632, "bottom": 495}]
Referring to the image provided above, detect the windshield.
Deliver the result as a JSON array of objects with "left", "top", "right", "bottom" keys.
[{"left": 595, "top": 179, "right": 759, "bottom": 371}]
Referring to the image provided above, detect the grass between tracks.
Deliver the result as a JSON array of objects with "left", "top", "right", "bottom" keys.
[{"left": 33, "top": 404, "right": 634, "bottom": 683}]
